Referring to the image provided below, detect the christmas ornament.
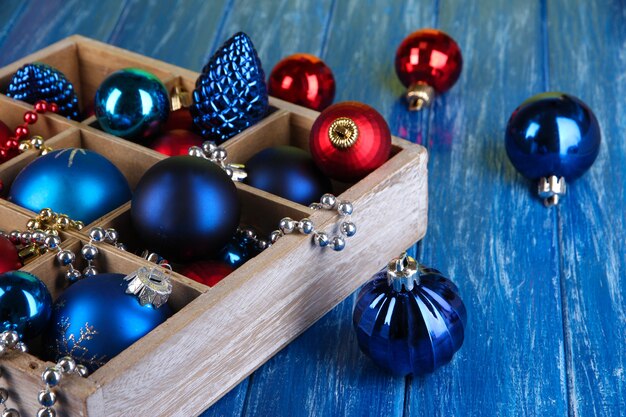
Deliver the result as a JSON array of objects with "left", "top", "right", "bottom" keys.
[
  {"left": 395, "top": 29, "right": 463, "bottom": 110},
  {"left": 245, "top": 146, "right": 332, "bottom": 205},
  {"left": 6, "top": 63, "right": 80, "bottom": 119},
  {"left": 8, "top": 148, "right": 131, "bottom": 224},
  {"left": 0, "top": 271, "right": 52, "bottom": 341},
  {"left": 0, "top": 235, "right": 21, "bottom": 273},
  {"left": 131, "top": 156, "right": 241, "bottom": 262},
  {"left": 353, "top": 253, "right": 466, "bottom": 376},
  {"left": 219, "top": 239, "right": 253, "bottom": 268},
  {"left": 310, "top": 102, "right": 391, "bottom": 183},
  {"left": 268, "top": 54, "right": 336, "bottom": 111},
  {"left": 190, "top": 32, "right": 269, "bottom": 143},
  {"left": 0, "top": 120, "right": 13, "bottom": 162},
  {"left": 180, "top": 260, "right": 234, "bottom": 287},
  {"left": 505, "top": 92, "right": 601, "bottom": 206},
  {"left": 164, "top": 108, "right": 195, "bottom": 132},
  {"left": 94, "top": 68, "right": 169, "bottom": 141},
  {"left": 151, "top": 129, "right": 204, "bottom": 156},
  {"left": 45, "top": 271, "right": 172, "bottom": 372}
]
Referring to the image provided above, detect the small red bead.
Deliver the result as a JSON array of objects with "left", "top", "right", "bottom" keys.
[
  {"left": 34, "top": 101, "right": 48, "bottom": 113},
  {"left": 5, "top": 140, "right": 18, "bottom": 149},
  {"left": 49, "top": 103, "right": 59, "bottom": 113},
  {"left": 395, "top": 28, "right": 463, "bottom": 93},
  {"left": 24, "top": 111, "right": 38, "bottom": 124},
  {"left": 14, "top": 126, "right": 28, "bottom": 138}
]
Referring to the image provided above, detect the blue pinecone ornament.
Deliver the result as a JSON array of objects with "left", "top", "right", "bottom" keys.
[
  {"left": 6, "top": 63, "right": 80, "bottom": 120},
  {"left": 191, "top": 32, "right": 269, "bottom": 144}
]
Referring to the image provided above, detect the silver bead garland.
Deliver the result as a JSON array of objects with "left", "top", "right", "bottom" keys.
[{"left": 188, "top": 141, "right": 247, "bottom": 182}]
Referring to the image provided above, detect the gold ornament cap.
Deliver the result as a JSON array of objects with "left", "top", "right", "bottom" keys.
[{"left": 328, "top": 117, "right": 359, "bottom": 149}]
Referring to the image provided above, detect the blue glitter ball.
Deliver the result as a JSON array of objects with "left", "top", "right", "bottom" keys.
[
  {"left": 505, "top": 92, "right": 601, "bottom": 180},
  {"left": 95, "top": 68, "right": 169, "bottom": 141},
  {"left": 44, "top": 273, "right": 172, "bottom": 373},
  {"left": 6, "top": 63, "right": 80, "bottom": 120},
  {"left": 190, "top": 32, "right": 269, "bottom": 144},
  {"left": 353, "top": 256, "right": 466, "bottom": 376},
  {"left": 8, "top": 148, "right": 131, "bottom": 224},
  {"left": 0, "top": 271, "right": 52, "bottom": 341}
]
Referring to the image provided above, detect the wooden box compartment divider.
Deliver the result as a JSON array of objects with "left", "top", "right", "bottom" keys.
[{"left": 0, "top": 35, "right": 429, "bottom": 417}]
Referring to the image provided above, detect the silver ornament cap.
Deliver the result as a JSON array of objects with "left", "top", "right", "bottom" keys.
[
  {"left": 387, "top": 252, "right": 419, "bottom": 292},
  {"left": 124, "top": 267, "right": 172, "bottom": 308}
]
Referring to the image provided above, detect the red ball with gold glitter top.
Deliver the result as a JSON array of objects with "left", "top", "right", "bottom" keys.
[
  {"left": 395, "top": 29, "right": 463, "bottom": 110},
  {"left": 268, "top": 54, "right": 336, "bottom": 111},
  {"left": 0, "top": 235, "right": 22, "bottom": 274},
  {"left": 310, "top": 102, "right": 391, "bottom": 183}
]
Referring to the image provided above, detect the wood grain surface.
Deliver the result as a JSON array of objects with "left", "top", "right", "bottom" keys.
[{"left": 0, "top": 0, "right": 623, "bottom": 416}]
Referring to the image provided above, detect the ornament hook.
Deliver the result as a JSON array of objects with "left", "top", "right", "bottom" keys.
[
  {"left": 538, "top": 175, "right": 566, "bottom": 207},
  {"left": 387, "top": 252, "right": 419, "bottom": 292},
  {"left": 406, "top": 83, "right": 435, "bottom": 111}
]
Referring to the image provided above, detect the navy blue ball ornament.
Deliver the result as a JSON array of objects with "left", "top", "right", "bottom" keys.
[
  {"left": 0, "top": 271, "right": 52, "bottom": 341},
  {"left": 6, "top": 63, "right": 80, "bottom": 120},
  {"left": 45, "top": 272, "right": 172, "bottom": 372},
  {"left": 131, "top": 156, "right": 241, "bottom": 262},
  {"left": 95, "top": 68, "right": 169, "bottom": 141},
  {"left": 353, "top": 253, "right": 467, "bottom": 376},
  {"left": 190, "top": 32, "right": 269, "bottom": 144},
  {"left": 245, "top": 146, "right": 332, "bottom": 206},
  {"left": 8, "top": 148, "right": 131, "bottom": 224},
  {"left": 505, "top": 92, "right": 601, "bottom": 206}
]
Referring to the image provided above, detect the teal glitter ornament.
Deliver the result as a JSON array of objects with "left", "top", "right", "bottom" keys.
[
  {"left": 6, "top": 63, "right": 80, "bottom": 120},
  {"left": 190, "top": 32, "right": 269, "bottom": 144},
  {"left": 8, "top": 148, "right": 131, "bottom": 224},
  {"left": 95, "top": 68, "right": 169, "bottom": 141}
]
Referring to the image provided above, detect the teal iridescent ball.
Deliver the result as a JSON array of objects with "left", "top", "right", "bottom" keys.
[
  {"left": 0, "top": 271, "right": 52, "bottom": 341},
  {"left": 8, "top": 148, "right": 131, "bottom": 224},
  {"left": 94, "top": 68, "right": 169, "bottom": 141},
  {"left": 44, "top": 273, "right": 172, "bottom": 372}
]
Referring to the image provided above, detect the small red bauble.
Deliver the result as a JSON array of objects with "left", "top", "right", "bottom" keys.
[
  {"left": 395, "top": 28, "right": 463, "bottom": 110},
  {"left": 310, "top": 101, "right": 391, "bottom": 183},
  {"left": 0, "top": 235, "right": 22, "bottom": 274},
  {"left": 268, "top": 54, "right": 336, "bottom": 111},
  {"left": 150, "top": 129, "right": 204, "bottom": 156},
  {"left": 164, "top": 108, "right": 195, "bottom": 132},
  {"left": 179, "top": 260, "right": 234, "bottom": 287}
]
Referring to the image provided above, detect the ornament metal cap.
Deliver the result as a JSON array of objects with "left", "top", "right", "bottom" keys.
[
  {"left": 124, "top": 266, "right": 172, "bottom": 309},
  {"left": 538, "top": 175, "right": 566, "bottom": 207},
  {"left": 387, "top": 252, "right": 419, "bottom": 292},
  {"left": 328, "top": 117, "right": 359, "bottom": 149},
  {"left": 170, "top": 86, "right": 192, "bottom": 111},
  {"left": 406, "top": 82, "right": 435, "bottom": 111}
]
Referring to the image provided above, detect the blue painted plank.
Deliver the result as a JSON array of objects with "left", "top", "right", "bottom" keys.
[
  {"left": 0, "top": 0, "right": 127, "bottom": 65},
  {"left": 0, "top": 0, "right": 30, "bottom": 50},
  {"left": 405, "top": 0, "right": 569, "bottom": 416},
  {"left": 547, "top": 1, "right": 626, "bottom": 415}
]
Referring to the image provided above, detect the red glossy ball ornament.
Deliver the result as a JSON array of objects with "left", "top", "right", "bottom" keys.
[
  {"left": 0, "top": 235, "right": 22, "bottom": 274},
  {"left": 179, "top": 260, "right": 234, "bottom": 287},
  {"left": 164, "top": 108, "right": 195, "bottom": 132},
  {"left": 150, "top": 129, "right": 204, "bottom": 156},
  {"left": 268, "top": 54, "right": 335, "bottom": 111},
  {"left": 310, "top": 102, "right": 391, "bottom": 183},
  {"left": 395, "top": 28, "right": 463, "bottom": 110}
]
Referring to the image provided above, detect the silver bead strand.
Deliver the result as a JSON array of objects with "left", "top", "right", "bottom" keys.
[
  {"left": 189, "top": 141, "right": 247, "bottom": 182},
  {"left": 0, "top": 331, "right": 26, "bottom": 417},
  {"left": 37, "top": 357, "right": 88, "bottom": 417}
]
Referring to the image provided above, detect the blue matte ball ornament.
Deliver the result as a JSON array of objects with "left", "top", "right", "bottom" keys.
[
  {"left": 131, "top": 156, "right": 241, "bottom": 263},
  {"left": 353, "top": 253, "right": 466, "bottom": 376},
  {"left": 44, "top": 273, "right": 171, "bottom": 372},
  {"left": 8, "top": 148, "right": 131, "bottom": 224},
  {"left": 244, "top": 146, "right": 332, "bottom": 206},
  {"left": 505, "top": 92, "right": 601, "bottom": 205},
  {"left": 95, "top": 68, "right": 169, "bottom": 141},
  {"left": 0, "top": 271, "right": 52, "bottom": 341},
  {"left": 190, "top": 32, "right": 269, "bottom": 144}
]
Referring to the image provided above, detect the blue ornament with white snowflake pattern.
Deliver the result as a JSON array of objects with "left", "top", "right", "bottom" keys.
[{"left": 190, "top": 32, "right": 269, "bottom": 144}]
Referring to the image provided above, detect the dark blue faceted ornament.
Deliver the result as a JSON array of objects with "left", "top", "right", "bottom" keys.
[
  {"left": 0, "top": 271, "right": 52, "bottom": 341},
  {"left": 95, "top": 68, "right": 169, "bottom": 141},
  {"left": 190, "top": 32, "right": 269, "bottom": 144},
  {"left": 131, "top": 156, "right": 241, "bottom": 262},
  {"left": 8, "top": 148, "right": 131, "bottom": 224},
  {"left": 353, "top": 253, "right": 466, "bottom": 376},
  {"left": 6, "top": 63, "right": 80, "bottom": 120},
  {"left": 505, "top": 92, "right": 601, "bottom": 206},
  {"left": 44, "top": 273, "right": 172, "bottom": 372}
]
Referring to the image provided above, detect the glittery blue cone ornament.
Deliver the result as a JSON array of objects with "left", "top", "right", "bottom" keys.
[
  {"left": 190, "top": 32, "right": 269, "bottom": 144},
  {"left": 6, "top": 63, "right": 80, "bottom": 120},
  {"left": 8, "top": 148, "right": 131, "bottom": 224},
  {"left": 0, "top": 271, "right": 52, "bottom": 341},
  {"left": 353, "top": 253, "right": 467, "bottom": 376},
  {"left": 44, "top": 272, "right": 172, "bottom": 372}
]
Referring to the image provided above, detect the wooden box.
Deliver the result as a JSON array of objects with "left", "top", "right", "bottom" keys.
[{"left": 0, "top": 36, "right": 428, "bottom": 416}]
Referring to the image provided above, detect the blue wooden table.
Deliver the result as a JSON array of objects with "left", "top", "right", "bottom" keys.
[{"left": 1, "top": 1, "right": 624, "bottom": 416}]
